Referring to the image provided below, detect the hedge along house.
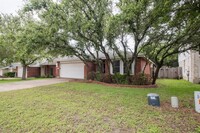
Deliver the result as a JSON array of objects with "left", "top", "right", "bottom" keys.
[{"left": 56, "top": 55, "right": 154, "bottom": 79}]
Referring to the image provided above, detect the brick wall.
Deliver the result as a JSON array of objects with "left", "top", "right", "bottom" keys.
[
  {"left": 56, "top": 62, "right": 60, "bottom": 77},
  {"left": 27, "top": 67, "right": 40, "bottom": 77},
  {"left": 84, "top": 62, "right": 96, "bottom": 79},
  {"left": 135, "top": 57, "right": 151, "bottom": 75}
]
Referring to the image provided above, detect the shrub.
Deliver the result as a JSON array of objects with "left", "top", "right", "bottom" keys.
[
  {"left": 87, "top": 71, "right": 96, "bottom": 80},
  {"left": 3, "top": 72, "right": 16, "bottom": 77},
  {"left": 131, "top": 73, "right": 151, "bottom": 85},
  {"left": 112, "top": 73, "right": 128, "bottom": 84},
  {"left": 102, "top": 74, "right": 112, "bottom": 83},
  {"left": 94, "top": 72, "right": 103, "bottom": 82},
  {"left": 48, "top": 75, "right": 54, "bottom": 78}
]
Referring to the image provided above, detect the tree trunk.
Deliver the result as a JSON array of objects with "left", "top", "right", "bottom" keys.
[
  {"left": 125, "top": 62, "right": 131, "bottom": 83},
  {"left": 105, "top": 60, "right": 111, "bottom": 75},
  {"left": 96, "top": 51, "right": 101, "bottom": 73},
  {"left": 152, "top": 66, "right": 161, "bottom": 85},
  {"left": 134, "top": 57, "right": 137, "bottom": 75},
  {"left": 22, "top": 65, "right": 27, "bottom": 80}
]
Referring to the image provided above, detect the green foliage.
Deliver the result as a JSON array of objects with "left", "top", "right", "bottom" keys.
[
  {"left": 0, "top": 15, "right": 17, "bottom": 66},
  {"left": 112, "top": 73, "right": 128, "bottom": 84},
  {"left": 0, "top": 13, "right": 51, "bottom": 79},
  {"left": 23, "top": 0, "right": 113, "bottom": 64},
  {"left": 1, "top": 0, "right": 199, "bottom": 83},
  {"left": 87, "top": 71, "right": 96, "bottom": 80},
  {"left": 195, "top": 126, "right": 200, "bottom": 132},
  {"left": 131, "top": 73, "right": 151, "bottom": 85},
  {"left": 89, "top": 72, "right": 151, "bottom": 85},
  {"left": 3, "top": 72, "right": 16, "bottom": 78},
  {"left": 101, "top": 74, "right": 113, "bottom": 83},
  {"left": 94, "top": 72, "right": 103, "bottom": 82}
]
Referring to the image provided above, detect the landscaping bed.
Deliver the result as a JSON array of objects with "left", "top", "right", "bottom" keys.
[{"left": 69, "top": 79, "right": 157, "bottom": 88}]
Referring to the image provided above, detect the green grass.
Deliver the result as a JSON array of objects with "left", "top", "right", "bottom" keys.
[
  {"left": 0, "top": 79, "right": 200, "bottom": 133},
  {"left": 0, "top": 78, "right": 47, "bottom": 84}
]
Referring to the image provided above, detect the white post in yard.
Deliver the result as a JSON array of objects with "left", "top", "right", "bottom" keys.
[
  {"left": 194, "top": 91, "right": 200, "bottom": 113},
  {"left": 171, "top": 96, "right": 178, "bottom": 108}
]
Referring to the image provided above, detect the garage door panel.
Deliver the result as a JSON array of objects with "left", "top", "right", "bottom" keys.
[{"left": 60, "top": 63, "right": 84, "bottom": 79}]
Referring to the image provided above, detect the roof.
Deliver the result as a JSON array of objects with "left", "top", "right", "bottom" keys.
[
  {"left": 55, "top": 52, "right": 155, "bottom": 65},
  {"left": 40, "top": 62, "right": 57, "bottom": 66}
]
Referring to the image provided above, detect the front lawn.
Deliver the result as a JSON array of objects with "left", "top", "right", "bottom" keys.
[
  {"left": 0, "top": 78, "right": 22, "bottom": 83},
  {"left": 0, "top": 79, "right": 199, "bottom": 132},
  {"left": 0, "top": 77, "right": 46, "bottom": 84}
]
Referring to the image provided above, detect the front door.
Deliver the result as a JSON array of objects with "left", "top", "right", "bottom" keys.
[{"left": 50, "top": 68, "right": 54, "bottom": 77}]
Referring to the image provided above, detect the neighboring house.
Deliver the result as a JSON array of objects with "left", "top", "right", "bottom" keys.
[
  {"left": 16, "top": 55, "right": 154, "bottom": 79},
  {"left": 16, "top": 60, "right": 59, "bottom": 78},
  {"left": 0, "top": 63, "right": 18, "bottom": 77},
  {"left": 17, "top": 63, "right": 41, "bottom": 78},
  {"left": 179, "top": 50, "right": 200, "bottom": 83}
]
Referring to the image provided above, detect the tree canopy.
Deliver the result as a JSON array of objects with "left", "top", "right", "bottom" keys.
[
  {"left": 0, "top": 0, "right": 199, "bottom": 83},
  {"left": 0, "top": 13, "right": 49, "bottom": 79}
]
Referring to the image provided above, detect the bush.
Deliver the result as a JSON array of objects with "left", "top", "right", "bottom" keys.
[
  {"left": 87, "top": 71, "right": 96, "bottom": 80},
  {"left": 87, "top": 71, "right": 151, "bottom": 85},
  {"left": 112, "top": 73, "right": 128, "bottom": 84},
  {"left": 47, "top": 75, "right": 54, "bottom": 78},
  {"left": 3, "top": 72, "right": 16, "bottom": 77},
  {"left": 102, "top": 74, "right": 112, "bottom": 83},
  {"left": 131, "top": 73, "right": 151, "bottom": 85},
  {"left": 94, "top": 72, "right": 103, "bottom": 82}
]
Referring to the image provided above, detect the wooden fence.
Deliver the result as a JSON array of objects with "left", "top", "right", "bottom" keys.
[{"left": 158, "top": 66, "right": 182, "bottom": 79}]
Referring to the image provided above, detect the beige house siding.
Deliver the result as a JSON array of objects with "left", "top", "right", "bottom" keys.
[{"left": 179, "top": 50, "right": 200, "bottom": 83}]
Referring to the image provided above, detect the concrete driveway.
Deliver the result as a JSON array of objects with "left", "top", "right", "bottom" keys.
[{"left": 0, "top": 78, "right": 68, "bottom": 92}]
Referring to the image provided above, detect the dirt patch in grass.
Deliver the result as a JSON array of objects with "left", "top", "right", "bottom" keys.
[
  {"left": 159, "top": 100, "right": 200, "bottom": 132},
  {"left": 69, "top": 79, "right": 157, "bottom": 88}
]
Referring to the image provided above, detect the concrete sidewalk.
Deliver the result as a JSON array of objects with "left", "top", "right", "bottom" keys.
[{"left": 0, "top": 79, "right": 68, "bottom": 92}]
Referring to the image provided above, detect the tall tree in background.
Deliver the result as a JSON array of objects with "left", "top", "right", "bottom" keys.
[
  {"left": 0, "top": 13, "right": 49, "bottom": 80},
  {"left": 24, "top": 0, "right": 113, "bottom": 73},
  {"left": 141, "top": 0, "right": 200, "bottom": 84},
  {"left": 0, "top": 14, "right": 18, "bottom": 66}
]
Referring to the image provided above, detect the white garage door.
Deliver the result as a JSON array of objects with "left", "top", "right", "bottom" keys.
[{"left": 60, "top": 62, "right": 85, "bottom": 79}]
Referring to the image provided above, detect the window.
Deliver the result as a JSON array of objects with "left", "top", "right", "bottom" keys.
[{"left": 113, "top": 60, "right": 120, "bottom": 73}]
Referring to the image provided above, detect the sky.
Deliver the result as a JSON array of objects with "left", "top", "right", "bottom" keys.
[{"left": 0, "top": 0, "right": 24, "bottom": 14}]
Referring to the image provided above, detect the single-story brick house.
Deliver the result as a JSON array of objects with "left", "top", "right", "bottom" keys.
[
  {"left": 57, "top": 55, "right": 153, "bottom": 79},
  {"left": 0, "top": 64, "right": 18, "bottom": 77},
  {"left": 16, "top": 61, "right": 59, "bottom": 78},
  {"left": 17, "top": 63, "right": 41, "bottom": 78},
  {"left": 16, "top": 55, "right": 154, "bottom": 79}
]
